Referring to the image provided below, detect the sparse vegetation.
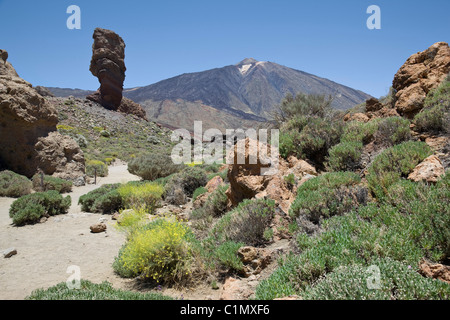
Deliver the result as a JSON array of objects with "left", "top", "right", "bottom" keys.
[
  {"left": 86, "top": 160, "right": 109, "bottom": 177},
  {"left": 32, "top": 174, "right": 72, "bottom": 193},
  {"left": 26, "top": 280, "right": 173, "bottom": 300}
]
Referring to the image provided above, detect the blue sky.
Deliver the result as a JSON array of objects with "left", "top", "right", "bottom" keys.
[{"left": 0, "top": 0, "right": 449, "bottom": 98}]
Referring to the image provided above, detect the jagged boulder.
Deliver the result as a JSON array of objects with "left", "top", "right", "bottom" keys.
[
  {"left": 393, "top": 42, "right": 450, "bottom": 118},
  {"left": 225, "top": 137, "right": 317, "bottom": 213},
  {"left": 87, "top": 28, "right": 147, "bottom": 120},
  {"left": 407, "top": 154, "right": 445, "bottom": 183},
  {"left": 0, "top": 49, "right": 85, "bottom": 181}
]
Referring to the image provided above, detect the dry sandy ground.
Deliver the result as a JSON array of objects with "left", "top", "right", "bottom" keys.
[{"left": 0, "top": 164, "right": 141, "bottom": 300}]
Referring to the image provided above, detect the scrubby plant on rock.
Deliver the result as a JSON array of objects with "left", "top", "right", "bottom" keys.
[
  {"left": 413, "top": 78, "right": 450, "bottom": 133},
  {"left": 302, "top": 258, "right": 450, "bottom": 300},
  {"left": 211, "top": 198, "right": 275, "bottom": 247},
  {"left": 366, "top": 140, "right": 432, "bottom": 200},
  {"left": 0, "top": 170, "right": 32, "bottom": 198},
  {"left": 9, "top": 190, "right": 71, "bottom": 225},
  {"left": 289, "top": 171, "right": 366, "bottom": 233},
  {"left": 164, "top": 166, "right": 208, "bottom": 205}
]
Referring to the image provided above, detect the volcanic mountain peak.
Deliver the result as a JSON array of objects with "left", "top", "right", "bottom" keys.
[{"left": 236, "top": 58, "right": 267, "bottom": 75}]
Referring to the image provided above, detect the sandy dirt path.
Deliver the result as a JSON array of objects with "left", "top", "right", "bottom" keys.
[{"left": 0, "top": 164, "right": 140, "bottom": 300}]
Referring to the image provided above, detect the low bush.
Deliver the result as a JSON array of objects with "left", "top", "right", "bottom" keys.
[
  {"left": 325, "top": 141, "right": 363, "bottom": 172},
  {"left": 0, "top": 170, "right": 32, "bottom": 198},
  {"left": 117, "top": 182, "right": 164, "bottom": 212},
  {"left": 191, "top": 185, "right": 229, "bottom": 234},
  {"left": 192, "top": 186, "right": 207, "bottom": 202},
  {"left": 165, "top": 167, "right": 208, "bottom": 205},
  {"left": 26, "top": 280, "right": 173, "bottom": 300},
  {"left": 366, "top": 141, "right": 432, "bottom": 200},
  {"left": 302, "top": 258, "right": 449, "bottom": 300},
  {"left": 414, "top": 105, "right": 447, "bottom": 133},
  {"left": 78, "top": 183, "right": 121, "bottom": 214},
  {"left": 32, "top": 174, "right": 72, "bottom": 193},
  {"left": 85, "top": 160, "right": 108, "bottom": 177},
  {"left": 341, "top": 120, "right": 379, "bottom": 144},
  {"left": 211, "top": 241, "right": 244, "bottom": 272},
  {"left": 211, "top": 198, "right": 275, "bottom": 247},
  {"left": 375, "top": 116, "right": 411, "bottom": 145},
  {"left": 128, "top": 153, "right": 183, "bottom": 181},
  {"left": 414, "top": 79, "right": 449, "bottom": 133},
  {"left": 290, "top": 172, "right": 365, "bottom": 226},
  {"left": 256, "top": 175, "right": 450, "bottom": 300},
  {"left": 9, "top": 190, "right": 71, "bottom": 225},
  {"left": 113, "top": 218, "right": 195, "bottom": 284}
]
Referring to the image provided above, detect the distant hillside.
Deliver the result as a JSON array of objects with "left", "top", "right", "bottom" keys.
[
  {"left": 123, "top": 58, "right": 372, "bottom": 120},
  {"left": 46, "top": 58, "right": 372, "bottom": 131},
  {"left": 46, "top": 87, "right": 94, "bottom": 99}
]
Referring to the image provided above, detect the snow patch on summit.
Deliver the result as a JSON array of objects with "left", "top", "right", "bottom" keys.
[{"left": 239, "top": 64, "right": 252, "bottom": 75}]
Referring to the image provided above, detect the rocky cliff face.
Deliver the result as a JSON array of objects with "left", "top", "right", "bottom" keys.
[
  {"left": 0, "top": 49, "right": 85, "bottom": 181},
  {"left": 87, "top": 28, "right": 147, "bottom": 120},
  {"left": 393, "top": 42, "right": 450, "bottom": 118}
]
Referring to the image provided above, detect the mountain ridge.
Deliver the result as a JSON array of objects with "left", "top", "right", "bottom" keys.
[{"left": 45, "top": 58, "right": 373, "bottom": 130}]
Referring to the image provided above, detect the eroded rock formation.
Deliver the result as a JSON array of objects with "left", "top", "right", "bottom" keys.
[
  {"left": 393, "top": 42, "right": 450, "bottom": 118},
  {"left": 87, "top": 28, "right": 147, "bottom": 120},
  {"left": 0, "top": 49, "right": 85, "bottom": 181}
]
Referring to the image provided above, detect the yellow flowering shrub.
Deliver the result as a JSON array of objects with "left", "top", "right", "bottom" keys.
[
  {"left": 117, "top": 182, "right": 164, "bottom": 213},
  {"left": 115, "top": 218, "right": 194, "bottom": 283}
]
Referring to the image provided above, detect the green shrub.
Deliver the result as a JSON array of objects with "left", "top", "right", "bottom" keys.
[
  {"left": 128, "top": 153, "right": 183, "bottom": 181},
  {"left": 366, "top": 141, "right": 432, "bottom": 200},
  {"left": 341, "top": 119, "right": 379, "bottom": 144},
  {"left": 213, "top": 241, "right": 245, "bottom": 272},
  {"left": 192, "top": 186, "right": 208, "bottom": 202},
  {"left": 325, "top": 141, "right": 363, "bottom": 172},
  {"left": 375, "top": 116, "right": 411, "bottom": 145},
  {"left": 256, "top": 178, "right": 450, "bottom": 300},
  {"left": 86, "top": 160, "right": 108, "bottom": 177},
  {"left": 9, "top": 190, "right": 71, "bottom": 225},
  {"left": 302, "top": 258, "right": 449, "bottom": 300},
  {"left": 272, "top": 92, "right": 334, "bottom": 124},
  {"left": 92, "top": 189, "right": 123, "bottom": 214},
  {"left": 384, "top": 175, "right": 450, "bottom": 261},
  {"left": 165, "top": 166, "right": 208, "bottom": 204},
  {"left": 414, "top": 105, "right": 447, "bottom": 133},
  {"left": 290, "top": 172, "right": 364, "bottom": 224},
  {"left": 212, "top": 198, "right": 275, "bottom": 246},
  {"left": 296, "top": 118, "right": 343, "bottom": 166},
  {"left": 0, "top": 170, "right": 32, "bottom": 198},
  {"left": 26, "top": 280, "right": 173, "bottom": 300},
  {"left": 32, "top": 174, "right": 72, "bottom": 193},
  {"left": 78, "top": 183, "right": 121, "bottom": 213},
  {"left": 414, "top": 78, "right": 449, "bottom": 133},
  {"left": 113, "top": 218, "right": 195, "bottom": 284},
  {"left": 191, "top": 185, "right": 229, "bottom": 234}
]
